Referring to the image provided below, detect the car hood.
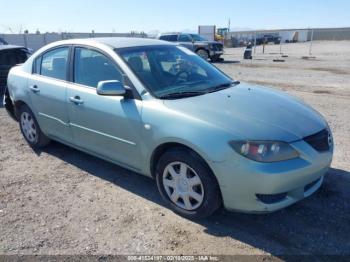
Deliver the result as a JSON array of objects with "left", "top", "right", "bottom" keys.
[{"left": 162, "top": 83, "right": 326, "bottom": 142}]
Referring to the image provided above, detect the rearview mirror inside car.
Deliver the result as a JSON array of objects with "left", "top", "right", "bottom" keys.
[{"left": 97, "top": 80, "right": 126, "bottom": 96}]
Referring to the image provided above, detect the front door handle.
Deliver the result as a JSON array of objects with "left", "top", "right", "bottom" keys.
[
  {"left": 69, "top": 96, "right": 84, "bottom": 105},
  {"left": 29, "top": 85, "right": 40, "bottom": 93}
]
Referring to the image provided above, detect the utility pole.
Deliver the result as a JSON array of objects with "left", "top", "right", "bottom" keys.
[
  {"left": 254, "top": 31, "right": 257, "bottom": 54},
  {"left": 279, "top": 38, "right": 282, "bottom": 55},
  {"left": 309, "top": 28, "right": 314, "bottom": 56}
]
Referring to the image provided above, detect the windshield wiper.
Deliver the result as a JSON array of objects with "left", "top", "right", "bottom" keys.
[
  {"left": 207, "top": 81, "right": 240, "bottom": 93},
  {"left": 158, "top": 91, "right": 207, "bottom": 99},
  {"left": 158, "top": 81, "right": 240, "bottom": 99}
]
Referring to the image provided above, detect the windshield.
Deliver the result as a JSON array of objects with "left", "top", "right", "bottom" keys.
[
  {"left": 190, "top": 34, "right": 207, "bottom": 41},
  {"left": 117, "top": 45, "right": 233, "bottom": 99}
]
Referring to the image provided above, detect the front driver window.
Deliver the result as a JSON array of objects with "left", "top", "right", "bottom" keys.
[{"left": 74, "top": 47, "right": 123, "bottom": 88}]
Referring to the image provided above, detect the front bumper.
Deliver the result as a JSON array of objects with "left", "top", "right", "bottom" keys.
[
  {"left": 209, "top": 50, "right": 224, "bottom": 57},
  {"left": 210, "top": 139, "right": 333, "bottom": 213}
]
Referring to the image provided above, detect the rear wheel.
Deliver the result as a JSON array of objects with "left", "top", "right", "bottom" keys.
[
  {"left": 19, "top": 104, "right": 50, "bottom": 148},
  {"left": 156, "top": 148, "right": 221, "bottom": 219}
]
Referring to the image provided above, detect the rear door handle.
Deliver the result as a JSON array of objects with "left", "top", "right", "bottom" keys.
[
  {"left": 69, "top": 96, "right": 84, "bottom": 105},
  {"left": 29, "top": 85, "right": 40, "bottom": 93}
]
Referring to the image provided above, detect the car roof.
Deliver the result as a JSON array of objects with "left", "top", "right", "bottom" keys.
[
  {"left": 0, "top": 44, "right": 27, "bottom": 51},
  {"left": 48, "top": 37, "right": 173, "bottom": 49},
  {"left": 160, "top": 33, "right": 180, "bottom": 35},
  {"left": 160, "top": 33, "right": 198, "bottom": 37}
]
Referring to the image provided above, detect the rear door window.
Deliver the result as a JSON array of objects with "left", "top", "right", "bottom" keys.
[
  {"left": 40, "top": 47, "right": 69, "bottom": 80},
  {"left": 73, "top": 47, "right": 123, "bottom": 88}
]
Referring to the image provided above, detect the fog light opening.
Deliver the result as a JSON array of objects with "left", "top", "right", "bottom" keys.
[{"left": 256, "top": 192, "right": 288, "bottom": 204}]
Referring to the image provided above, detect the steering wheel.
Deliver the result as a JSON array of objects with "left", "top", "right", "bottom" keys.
[{"left": 174, "top": 70, "right": 189, "bottom": 83}]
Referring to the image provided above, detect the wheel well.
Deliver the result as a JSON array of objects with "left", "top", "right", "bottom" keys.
[
  {"left": 5, "top": 95, "right": 26, "bottom": 121},
  {"left": 195, "top": 47, "right": 209, "bottom": 54},
  {"left": 150, "top": 142, "right": 223, "bottom": 203},
  {"left": 150, "top": 142, "right": 214, "bottom": 178},
  {"left": 13, "top": 100, "right": 26, "bottom": 119}
]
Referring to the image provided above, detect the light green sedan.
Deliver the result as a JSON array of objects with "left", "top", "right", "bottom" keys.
[{"left": 4, "top": 38, "right": 333, "bottom": 218}]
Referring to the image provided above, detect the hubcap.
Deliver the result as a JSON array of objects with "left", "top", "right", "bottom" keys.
[
  {"left": 197, "top": 50, "right": 208, "bottom": 60},
  {"left": 21, "top": 112, "right": 37, "bottom": 143},
  {"left": 162, "top": 162, "right": 204, "bottom": 210}
]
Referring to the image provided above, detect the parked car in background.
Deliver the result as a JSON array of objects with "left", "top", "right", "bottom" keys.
[
  {"left": 0, "top": 45, "right": 30, "bottom": 95},
  {"left": 5, "top": 38, "right": 333, "bottom": 219},
  {"left": 0, "top": 37, "right": 8, "bottom": 45},
  {"left": 159, "top": 33, "right": 224, "bottom": 61},
  {"left": 256, "top": 34, "right": 281, "bottom": 45}
]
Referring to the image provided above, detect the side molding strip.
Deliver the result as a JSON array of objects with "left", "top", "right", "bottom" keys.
[
  {"left": 38, "top": 113, "right": 136, "bottom": 146},
  {"left": 70, "top": 123, "right": 136, "bottom": 146},
  {"left": 39, "top": 113, "right": 70, "bottom": 126}
]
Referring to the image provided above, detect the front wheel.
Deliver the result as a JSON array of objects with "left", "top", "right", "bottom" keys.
[
  {"left": 18, "top": 104, "right": 50, "bottom": 148},
  {"left": 196, "top": 49, "right": 209, "bottom": 61},
  {"left": 156, "top": 148, "right": 221, "bottom": 219},
  {"left": 210, "top": 55, "right": 222, "bottom": 62}
]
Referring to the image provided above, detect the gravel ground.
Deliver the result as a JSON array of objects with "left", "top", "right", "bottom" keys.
[{"left": 0, "top": 41, "right": 349, "bottom": 257}]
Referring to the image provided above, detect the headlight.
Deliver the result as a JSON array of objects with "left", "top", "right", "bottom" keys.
[{"left": 229, "top": 141, "right": 299, "bottom": 162}]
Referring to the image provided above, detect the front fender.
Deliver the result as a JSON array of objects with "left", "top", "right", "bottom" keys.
[{"left": 140, "top": 100, "right": 237, "bottom": 176}]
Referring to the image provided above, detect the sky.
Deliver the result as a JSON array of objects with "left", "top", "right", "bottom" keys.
[{"left": 1, "top": 0, "right": 350, "bottom": 34}]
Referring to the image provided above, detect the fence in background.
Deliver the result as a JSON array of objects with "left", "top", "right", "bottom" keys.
[
  {"left": 0, "top": 32, "right": 147, "bottom": 51},
  {"left": 310, "top": 27, "right": 350, "bottom": 41},
  {"left": 225, "top": 27, "right": 350, "bottom": 47}
]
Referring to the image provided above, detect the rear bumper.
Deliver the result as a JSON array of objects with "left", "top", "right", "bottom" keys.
[
  {"left": 210, "top": 139, "right": 333, "bottom": 213},
  {"left": 3, "top": 86, "right": 17, "bottom": 120}
]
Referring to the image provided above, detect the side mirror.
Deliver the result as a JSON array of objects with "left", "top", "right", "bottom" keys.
[{"left": 97, "top": 80, "right": 126, "bottom": 96}]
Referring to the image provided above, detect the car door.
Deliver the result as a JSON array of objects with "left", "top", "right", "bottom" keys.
[
  {"left": 27, "top": 46, "right": 72, "bottom": 142},
  {"left": 178, "top": 34, "right": 195, "bottom": 51},
  {"left": 66, "top": 46, "right": 143, "bottom": 170}
]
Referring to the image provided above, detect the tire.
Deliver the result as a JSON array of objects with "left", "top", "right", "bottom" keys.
[
  {"left": 156, "top": 147, "right": 221, "bottom": 219},
  {"left": 18, "top": 104, "right": 50, "bottom": 148},
  {"left": 210, "top": 55, "right": 221, "bottom": 62},
  {"left": 196, "top": 49, "right": 209, "bottom": 61}
]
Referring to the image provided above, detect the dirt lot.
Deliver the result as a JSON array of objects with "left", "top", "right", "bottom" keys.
[{"left": 0, "top": 41, "right": 349, "bottom": 257}]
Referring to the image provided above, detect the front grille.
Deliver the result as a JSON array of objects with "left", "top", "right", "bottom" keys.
[
  {"left": 0, "top": 69, "right": 9, "bottom": 86},
  {"left": 303, "top": 129, "right": 330, "bottom": 152},
  {"left": 0, "top": 77, "right": 7, "bottom": 87},
  {"left": 212, "top": 44, "right": 223, "bottom": 51},
  {"left": 304, "top": 178, "right": 321, "bottom": 192}
]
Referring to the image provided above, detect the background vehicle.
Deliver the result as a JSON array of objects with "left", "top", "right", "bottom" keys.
[
  {"left": 0, "top": 45, "right": 30, "bottom": 95},
  {"left": 0, "top": 37, "right": 8, "bottom": 45},
  {"left": 159, "top": 33, "right": 224, "bottom": 61},
  {"left": 215, "top": 28, "right": 229, "bottom": 42},
  {"left": 256, "top": 34, "right": 281, "bottom": 45}
]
